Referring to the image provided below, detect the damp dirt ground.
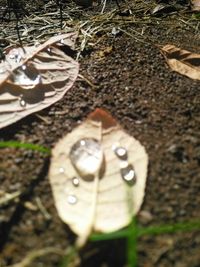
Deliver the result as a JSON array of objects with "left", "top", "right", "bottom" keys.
[{"left": 0, "top": 1, "right": 200, "bottom": 267}]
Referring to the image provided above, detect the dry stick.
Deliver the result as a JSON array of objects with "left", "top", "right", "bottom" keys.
[
  {"left": 0, "top": 191, "right": 21, "bottom": 207},
  {"left": 78, "top": 74, "right": 98, "bottom": 88},
  {"left": 56, "top": 0, "right": 63, "bottom": 30},
  {"left": 35, "top": 197, "right": 51, "bottom": 220},
  {"left": 13, "top": 2, "right": 26, "bottom": 53},
  {"left": 7, "top": 248, "right": 64, "bottom": 267},
  {"left": 101, "top": 0, "right": 107, "bottom": 14}
]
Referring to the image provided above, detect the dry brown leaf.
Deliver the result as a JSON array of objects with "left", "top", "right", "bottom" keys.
[
  {"left": 190, "top": 0, "right": 200, "bottom": 11},
  {"left": 49, "top": 108, "right": 148, "bottom": 246},
  {"left": 0, "top": 32, "right": 79, "bottom": 129},
  {"left": 161, "top": 44, "right": 200, "bottom": 80}
]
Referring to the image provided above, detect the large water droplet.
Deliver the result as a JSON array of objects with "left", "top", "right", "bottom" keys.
[
  {"left": 121, "top": 164, "right": 136, "bottom": 185},
  {"left": 114, "top": 146, "right": 128, "bottom": 160},
  {"left": 69, "top": 138, "right": 104, "bottom": 180},
  {"left": 72, "top": 177, "right": 79, "bottom": 187},
  {"left": 67, "top": 194, "right": 77, "bottom": 205},
  {"left": 9, "top": 63, "right": 42, "bottom": 89}
]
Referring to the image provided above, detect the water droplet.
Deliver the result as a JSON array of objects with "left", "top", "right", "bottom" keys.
[
  {"left": 59, "top": 167, "right": 65, "bottom": 173},
  {"left": 69, "top": 138, "right": 104, "bottom": 180},
  {"left": 114, "top": 146, "right": 128, "bottom": 160},
  {"left": 19, "top": 98, "right": 26, "bottom": 107},
  {"left": 80, "top": 140, "right": 85, "bottom": 145},
  {"left": 60, "top": 39, "right": 64, "bottom": 44},
  {"left": 67, "top": 194, "right": 77, "bottom": 205},
  {"left": 72, "top": 177, "right": 79, "bottom": 187},
  {"left": 121, "top": 164, "right": 136, "bottom": 185},
  {"left": 10, "top": 64, "right": 42, "bottom": 89},
  {"left": 47, "top": 47, "right": 52, "bottom": 55},
  {"left": 9, "top": 49, "right": 22, "bottom": 63}
]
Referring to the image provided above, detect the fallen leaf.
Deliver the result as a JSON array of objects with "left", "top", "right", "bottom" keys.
[
  {"left": 151, "top": 4, "right": 177, "bottom": 16},
  {"left": 49, "top": 108, "right": 148, "bottom": 246},
  {"left": 190, "top": 0, "right": 200, "bottom": 11},
  {"left": 161, "top": 44, "right": 200, "bottom": 80},
  {"left": 0, "top": 32, "right": 79, "bottom": 129}
]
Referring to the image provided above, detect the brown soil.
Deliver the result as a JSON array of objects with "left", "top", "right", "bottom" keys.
[{"left": 0, "top": 1, "right": 200, "bottom": 267}]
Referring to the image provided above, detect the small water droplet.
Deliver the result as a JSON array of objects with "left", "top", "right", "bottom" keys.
[
  {"left": 60, "top": 39, "right": 64, "bottom": 44},
  {"left": 22, "top": 65, "right": 26, "bottom": 70},
  {"left": 114, "top": 146, "right": 128, "bottom": 160},
  {"left": 19, "top": 98, "right": 26, "bottom": 107},
  {"left": 80, "top": 140, "right": 86, "bottom": 146},
  {"left": 72, "top": 177, "right": 79, "bottom": 187},
  {"left": 59, "top": 167, "right": 65, "bottom": 173},
  {"left": 67, "top": 194, "right": 77, "bottom": 205},
  {"left": 69, "top": 138, "right": 104, "bottom": 180},
  {"left": 47, "top": 47, "right": 52, "bottom": 54},
  {"left": 121, "top": 164, "right": 136, "bottom": 185},
  {"left": 9, "top": 49, "right": 22, "bottom": 63}
]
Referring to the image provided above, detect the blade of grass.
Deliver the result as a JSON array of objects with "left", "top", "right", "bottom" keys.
[
  {"left": 0, "top": 141, "right": 50, "bottom": 154},
  {"left": 90, "top": 220, "right": 200, "bottom": 242},
  {"left": 127, "top": 217, "right": 137, "bottom": 267},
  {"left": 137, "top": 220, "right": 200, "bottom": 237},
  {"left": 90, "top": 229, "right": 128, "bottom": 241}
]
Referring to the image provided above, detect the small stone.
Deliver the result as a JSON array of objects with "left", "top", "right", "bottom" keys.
[{"left": 138, "top": 210, "right": 153, "bottom": 224}]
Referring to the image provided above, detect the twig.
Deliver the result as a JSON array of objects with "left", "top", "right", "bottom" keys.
[
  {"left": 35, "top": 197, "right": 51, "bottom": 220},
  {"left": 6, "top": 247, "right": 64, "bottom": 267},
  {"left": 0, "top": 190, "right": 21, "bottom": 207},
  {"left": 78, "top": 74, "right": 98, "bottom": 88}
]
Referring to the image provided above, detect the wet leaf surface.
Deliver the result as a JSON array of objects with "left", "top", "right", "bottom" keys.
[
  {"left": 0, "top": 33, "right": 79, "bottom": 129},
  {"left": 49, "top": 109, "right": 148, "bottom": 246}
]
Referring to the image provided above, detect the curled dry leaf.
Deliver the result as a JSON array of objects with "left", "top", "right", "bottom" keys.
[
  {"left": 161, "top": 44, "right": 200, "bottom": 80},
  {"left": 0, "top": 32, "right": 79, "bottom": 129},
  {"left": 49, "top": 108, "right": 148, "bottom": 246}
]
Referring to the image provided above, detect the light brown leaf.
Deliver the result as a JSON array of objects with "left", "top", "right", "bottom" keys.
[
  {"left": 161, "top": 44, "right": 200, "bottom": 80},
  {"left": 49, "top": 108, "right": 148, "bottom": 246},
  {"left": 190, "top": 0, "right": 200, "bottom": 11},
  {"left": 0, "top": 32, "right": 79, "bottom": 129}
]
